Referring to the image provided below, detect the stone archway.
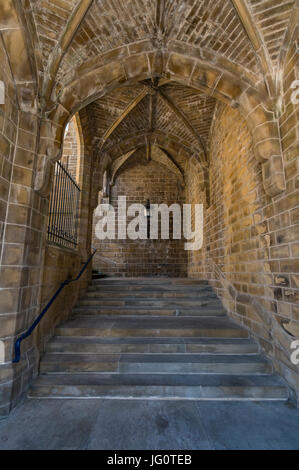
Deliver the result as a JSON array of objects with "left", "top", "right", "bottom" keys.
[
  {"left": 35, "top": 48, "right": 285, "bottom": 200},
  {"left": 89, "top": 131, "right": 208, "bottom": 213}
]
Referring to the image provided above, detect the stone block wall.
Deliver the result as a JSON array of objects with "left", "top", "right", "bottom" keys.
[
  {"left": 36, "top": 114, "right": 94, "bottom": 357},
  {"left": 92, "top": 151, "right": 187, "bottom": 277},
  {"left": 0, "top": 97, "right": 92, "bottom": 416},
  {"left": 0, "top": 36, "right": 45, "bottom": 416},
  {"left": 0, "top": 37, "right": 21, "bottom": 417},
  {"left": 205, "top": 102, "right": 271, "bottom": 326},
  {"left": 198, "top": 101, "right": 299, "bottom": 401},
  {"left": 184, "top": 156, "right": 209, "bottom": 279},
  {"left": 36, "top": 245, "right": 89, "bottom": 355}
]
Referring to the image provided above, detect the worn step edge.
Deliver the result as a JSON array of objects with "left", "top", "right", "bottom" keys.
[
  {"left": 28, "top": 377, "right": 288, "bottom": 401},
  {"left": 40, "top": 352, "right": 268, "bottom": 362},
  {"left": 90, "top": 279, "right": 209, "bottom": 285},
  {"left": 88, "top": 285, "right": 213, "bottom": 291},
  {"left": 84, "top": 295, "right": 217, "bottom": 300},
  {"left": 30, "top": 372, "right": 287, "bottom": 387},
  {"left": 77, "top": 302, "right": 223, "bottom": 309},
  {"left": 45, "top": 343, "right": 259, "bottom": 355},
  {"left": 86, "top": 290, "right": 214, "bottom": 297},
  {"left": 40, "top": 359, "right": 273, "bottom": 374},
  {"left": 46, "top": 336, "right": 258, "bottom": 353},
  {"left": 58, "top": 316, "right": 245, "bottom": 326},
  {"left": 55, "top": 328, "right": 249, "bottom": 339},
  {"left": 72, "top": 310, "right": 226, "bottom": 317},
  {"left": 28, "top": 388, "right": 288, "bottom": 401},
  {"left": 47, "top": 336, "right": 257, "bottom": 344}
]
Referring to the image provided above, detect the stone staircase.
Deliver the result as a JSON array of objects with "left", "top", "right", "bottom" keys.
[{"left": 29, "top": 278, "right": 289, "bottom": 401}]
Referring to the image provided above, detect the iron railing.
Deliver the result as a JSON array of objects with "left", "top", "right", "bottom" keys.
[
  {"left": 13, "top": 248, "right": 97, "bottom": 363},
  {"left": 47, "top": 161, "right": 80, "bottom": 249}
]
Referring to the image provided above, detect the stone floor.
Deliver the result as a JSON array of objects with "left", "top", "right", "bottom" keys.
[{"left": 0, "top": 398, "right": 298, "bottom": 450}]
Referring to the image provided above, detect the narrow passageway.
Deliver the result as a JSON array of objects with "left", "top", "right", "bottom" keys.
[{"left": 0, "top": 1, "right": 298, "bottom": 450}]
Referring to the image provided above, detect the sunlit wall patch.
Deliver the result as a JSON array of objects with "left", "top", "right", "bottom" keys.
[
  {"left": 0, "top": 81, "right": 4, "bottom": 105},
  {"left": 291, "top": 80, "right": 299, "bottom": 105},
  {"left": 0, "top": 340, "right": 4, "bottom": 364},
  {"left": 291, "top": 340, "right": 299, "bottom": 366}
]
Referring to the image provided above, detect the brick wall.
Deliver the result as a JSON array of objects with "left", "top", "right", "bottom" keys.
[
  {"left": 92, "top": 151, "right": 187, "bottom": 277},
  {"left": 201, "top": 101, "right": 299, "bottom": 397},
  {"left": 185, "top": 156, "right": 208, "bottom": 279},
  {"left": 206, "top": 102, "right": 268, "bottom": 321}
]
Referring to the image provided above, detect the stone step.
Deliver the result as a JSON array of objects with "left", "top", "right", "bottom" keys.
[
  {"left": 79, "top": 297, "right": 221, "bottom": 308},
  {"left": 86, "top": 288, "right": 214, "bottom": 298},
  {"left": 28, "top": 373, "right": 288, "bottom": 401},
  {"left": 91, "top": 278, "right": 209, "bottom": 287},
  {"left": 55, "top": 316, "right": 249, "bottom": 339},
  {"left": 46, "top": 337, "right": 259, "bottom": 355},
  {"left": 88, "top": 285, "right": 214, "bottom": 293},
  {"left": 73, "top": 306, "right": 226, "bottom": 317},
  {"left": 39, "top": 353, "right": 272, "bottom": 374},
  {"left": 30, "top": 277, "right": 289, "bottom": 403}
]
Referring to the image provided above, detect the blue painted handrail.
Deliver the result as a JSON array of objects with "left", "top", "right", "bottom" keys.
[{"left": 13, "top": 247, "right": 97, "bottom": 363}]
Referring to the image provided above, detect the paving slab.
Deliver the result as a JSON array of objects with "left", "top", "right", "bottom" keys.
[
  {"left": 0, "top": 398, "right": 298, "bottom": 450},
  {"left": 195, "top": 401, "right": 299, "bottom": 450}
]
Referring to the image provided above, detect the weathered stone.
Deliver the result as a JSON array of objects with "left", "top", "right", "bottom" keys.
[{"left": 0, "top": 0, "right": 298, "bottom": 416}]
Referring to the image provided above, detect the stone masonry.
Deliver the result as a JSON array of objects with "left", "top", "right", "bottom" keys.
[{"left": 0, "top": 0, "right": 298, "bottom": 415}]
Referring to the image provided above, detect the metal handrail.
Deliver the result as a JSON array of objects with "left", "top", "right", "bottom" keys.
[{"left": 13, "top": 247, "right": 97, "bottom": 363}]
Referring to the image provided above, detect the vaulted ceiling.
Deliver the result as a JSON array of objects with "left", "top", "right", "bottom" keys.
[
  {"left": 25, "top": 0, "right": 298, "bottom": 91},
  {"left": 79, "top": 79, "right": 216, "bottom": 168},
  {"left": 20, "top": 0, "right": 298, "bottom": 180}
]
